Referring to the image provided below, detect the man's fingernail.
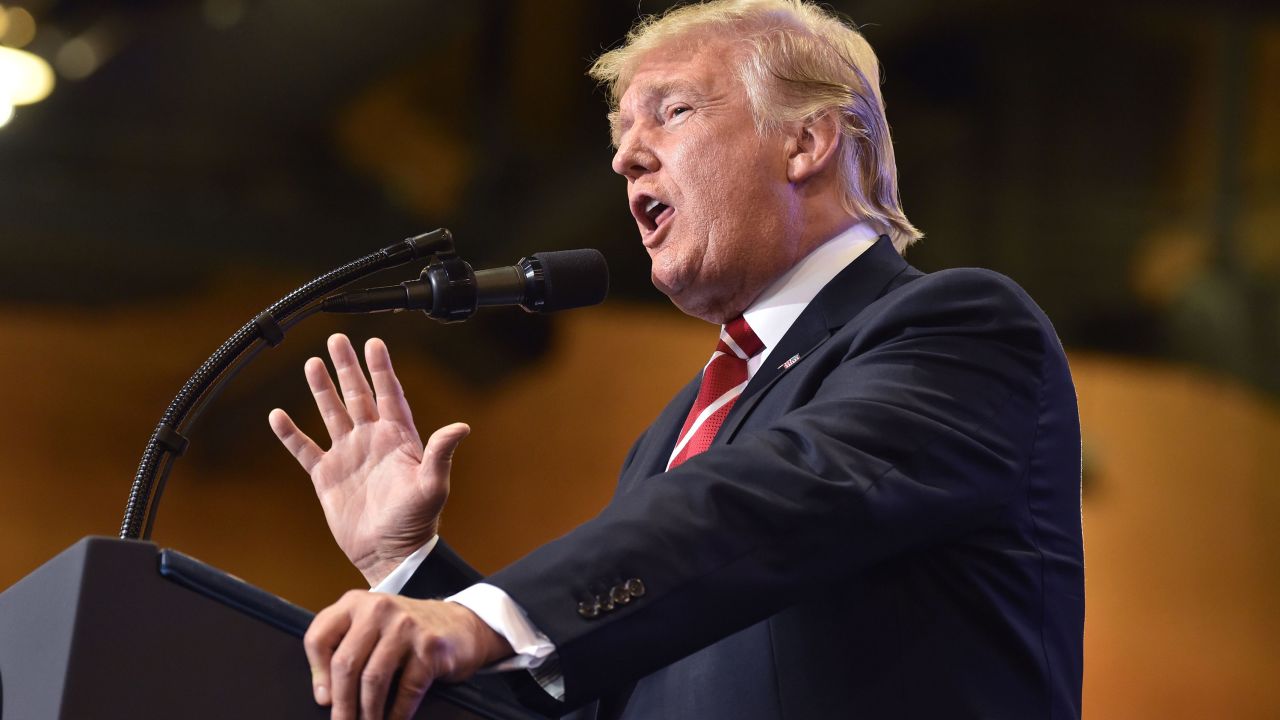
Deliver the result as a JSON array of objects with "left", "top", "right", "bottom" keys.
[{"left": 315, "top": 684, "right": 330, "bottom": 705}]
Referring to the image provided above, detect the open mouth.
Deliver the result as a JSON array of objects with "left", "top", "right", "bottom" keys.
[{"left": 633, "top": 194, "right": 675, "bottom": 232}]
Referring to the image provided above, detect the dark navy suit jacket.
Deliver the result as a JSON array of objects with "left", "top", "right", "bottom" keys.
[{"left": 404, "top": 237, "right": 1084, "bottom": 719}]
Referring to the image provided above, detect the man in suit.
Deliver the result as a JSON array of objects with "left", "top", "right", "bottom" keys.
[{"left": 269, "top": 1, "right": 1085, "bottom": 718}]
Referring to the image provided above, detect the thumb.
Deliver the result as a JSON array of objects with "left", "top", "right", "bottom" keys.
[{"left": 422, "top": 422, "right": 470, "bottom": 477}]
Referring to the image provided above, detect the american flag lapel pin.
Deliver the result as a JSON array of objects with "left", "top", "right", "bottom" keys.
[{"left": 779, "top": 353, "right": 801, "bottom": 370}]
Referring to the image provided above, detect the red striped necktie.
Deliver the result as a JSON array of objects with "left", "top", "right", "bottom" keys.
[{"left": 667, "top": 315, "right": 765, "bottom": 470}]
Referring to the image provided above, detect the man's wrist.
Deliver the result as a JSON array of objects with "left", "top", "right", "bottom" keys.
[
  {"left": 455, "top": 602, "right": 516, "bottom": 667},
  {"left": 359, "top": 560, "right": 399, "bottom": 589},
  {"left": 368, "top": 536, "right": 439, "bottom": 593},
  {"left": 356, "top": 524, "right": 441, "bottom": 586}
]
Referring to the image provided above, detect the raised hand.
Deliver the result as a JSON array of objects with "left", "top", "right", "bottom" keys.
[{"left": 269, "top": 333, "right": 469, "bottom": 586}]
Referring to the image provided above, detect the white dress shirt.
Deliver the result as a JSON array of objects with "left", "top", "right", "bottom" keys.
[{"left": 372, "top": 221, "right": 883, "bottom": 699}]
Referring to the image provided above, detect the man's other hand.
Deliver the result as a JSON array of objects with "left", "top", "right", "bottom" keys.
[
  {"left": 268, "top": 333, "right": 469, "bottom": 586},
  {"left": 305, "top": 591, "right": 514, "bottom": 720}
]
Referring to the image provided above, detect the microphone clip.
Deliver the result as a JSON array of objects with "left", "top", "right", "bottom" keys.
[
  {"left": 321, "top": 234, "right": 479, "bottom": 321},
  {"left": 411, "top": 251, "right": 477, "bottom": 323}
]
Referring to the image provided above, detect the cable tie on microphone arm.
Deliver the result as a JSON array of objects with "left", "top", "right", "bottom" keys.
[
  {"left": 253, "top": 311, "right": 286, "bottom": 347},
  {"left": 154, "top": 424, "right": 190, "bottom": 456}
]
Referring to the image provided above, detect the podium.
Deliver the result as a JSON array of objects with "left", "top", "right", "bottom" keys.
[{"left": 0, "top": 537, "right": 545, "bottom": 719}]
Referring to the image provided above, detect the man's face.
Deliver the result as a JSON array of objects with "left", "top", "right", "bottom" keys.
[{"left": 612, "top": 37, "right": 799, "bottom": 323}]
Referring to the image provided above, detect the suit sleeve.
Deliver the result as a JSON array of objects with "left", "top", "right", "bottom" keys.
[
  {"left": 485, "top": 270, "right": 1057, "bottom": 710},
  {"left": 398, "top": 539, "right": 483, "bottom": 600}
]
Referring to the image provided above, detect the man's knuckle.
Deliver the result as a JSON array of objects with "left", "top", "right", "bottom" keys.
[
  {"left": 392, "top": 613, "right": 418, "bottom": 635},
  {"left": 439, "top": 656, "right": 460, "bottom": 677},
  {"left": 399, "top": 679, "right": 430, "bottom": 700},
  {"left": 361, "top": 668, "right": 389, "bottom": 687},
  {"left": 330, "top": 652, "right": 355, "bottom": 675},
  {"left": 302, "top": 625, "right": 328, "bottom": 652},
  {"left": 417, "top": 632, "right": 451, "bottom": 658},
  {"left": 366, "top": 594, "right": 397, "bottom": 618}
]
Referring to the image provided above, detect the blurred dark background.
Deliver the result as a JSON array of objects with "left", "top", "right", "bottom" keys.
[
  {"left": 1, "top": 1, "right": 1277, "bottom": 716},
  {"left": 3, "top": 0, "right": 1277, "bottom": 395}
]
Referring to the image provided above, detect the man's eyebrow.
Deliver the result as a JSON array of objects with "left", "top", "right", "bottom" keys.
[{"left": 641, "top": 79, "right": 706, "bottom": 102}]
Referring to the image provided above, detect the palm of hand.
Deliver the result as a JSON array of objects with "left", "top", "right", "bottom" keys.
[
  {"left": 269, "top": 335, "right": 469, "bottom": 586},
  {"left": 313, "top": 419, "right": 441, "bottom": 579}
]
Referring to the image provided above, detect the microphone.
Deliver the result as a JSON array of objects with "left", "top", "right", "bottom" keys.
[{"left": 322, "top": 248, "right": 609, "bottom": 322}]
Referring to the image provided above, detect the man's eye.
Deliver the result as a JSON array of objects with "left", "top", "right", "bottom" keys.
[{"left": 667, "top": 106, "right": 690, "bottom": 120}]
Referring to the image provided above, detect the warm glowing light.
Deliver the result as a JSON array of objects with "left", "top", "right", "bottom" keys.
[
  {"left": 55, "top": 37, "right": 98, "bottom": 80},
  {"left": 202, "top": 0, "right": 247, "bottom": 30},
  {"left": 0, "top": 101, "right": 13, "bottom": 129},
  {"left": 0, "top": 6, "right": 35, "bottom": 49},
  {"left": 0, "top": 6, "right": 10, "bottom": 42},
  {"left": 0, "top": 46, "right": 54, "bottom": 105}
]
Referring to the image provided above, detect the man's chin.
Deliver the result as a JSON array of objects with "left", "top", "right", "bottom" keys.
[
  {"left": 650, "top": 270, "right": 678, "bottom": 299},
  {"left": 652, "top": 277, "right": 731, "bottom": 325}
]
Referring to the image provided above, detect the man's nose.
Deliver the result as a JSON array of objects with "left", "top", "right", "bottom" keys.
[{"left": 612, "top": 131, "right": 659, "bottom": 181}]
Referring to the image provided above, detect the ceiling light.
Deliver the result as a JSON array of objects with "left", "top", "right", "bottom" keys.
[
  {"left": 0, "top": 6, "right": 35, "bottom": 49},
  {"left": 0, "top": 46, "right": 55, "bottom": 105}
]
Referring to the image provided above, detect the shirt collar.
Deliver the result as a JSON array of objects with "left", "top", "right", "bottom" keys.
[{"left": 741, "top": 221, "right": 881, "bottom": 368}]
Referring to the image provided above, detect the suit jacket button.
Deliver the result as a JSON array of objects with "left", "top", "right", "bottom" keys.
[
  {"left": 610, "top": 585, "right": 631, "bottom": 605},
  {"left": 577, "top": 600, "right": 600, "bottom": 619},
  {"left": 624, "top": 578, "right": 646, "bottom": 598},
  {"left": 598, "top": 593, "right": 615, "bottom": 612}
]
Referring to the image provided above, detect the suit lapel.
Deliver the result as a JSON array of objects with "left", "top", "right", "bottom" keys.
[
  {"left": 617, "top": 376, "right": 700, "bottom": 493},
  {"left": 716, "top": 236, "right": 912, "bottom": 444}
]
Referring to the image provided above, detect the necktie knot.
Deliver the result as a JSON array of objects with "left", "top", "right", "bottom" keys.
[{"left": 721, "top": 315, "right": 764, "bottom": 360}]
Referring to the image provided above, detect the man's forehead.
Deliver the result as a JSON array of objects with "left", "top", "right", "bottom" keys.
[{"left": 620, "top": 35, "right": 739, "bottom": 100}]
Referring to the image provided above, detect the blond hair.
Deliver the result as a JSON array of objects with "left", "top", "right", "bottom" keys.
[{"left": 591, "top": 0, "right": 922, "bottom": 252}]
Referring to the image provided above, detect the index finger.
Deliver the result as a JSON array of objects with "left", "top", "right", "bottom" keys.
[{"left": 303, "top": 601, "right": 353, "bottom": 708}]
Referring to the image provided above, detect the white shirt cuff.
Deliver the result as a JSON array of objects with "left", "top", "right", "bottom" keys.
[
  {"left": 369, "top": 536, "right": 439, "bottom": 594},
  {"left": 447, "top": 583, "right": 557, "bottom": 668},
  {"left": 448, "top": 583, "right": 565, "bottom": 700}
]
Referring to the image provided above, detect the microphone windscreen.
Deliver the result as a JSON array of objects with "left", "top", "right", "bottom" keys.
[{"left": 533, "top": 249, "right": 610, "bottom": 312}]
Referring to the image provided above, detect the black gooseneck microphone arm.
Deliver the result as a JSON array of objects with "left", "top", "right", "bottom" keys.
[{"left": 118, "top": 229, "right": 456, "bottom": 540}]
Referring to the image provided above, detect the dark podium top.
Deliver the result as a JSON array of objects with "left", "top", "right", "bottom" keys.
[{"left": 0, "top": 537, "right": 545, "bottom": 720}]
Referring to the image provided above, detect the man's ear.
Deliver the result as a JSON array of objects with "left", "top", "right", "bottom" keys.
[{"left": 786, "top": 111, "right": 842, "bottom": 183}]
